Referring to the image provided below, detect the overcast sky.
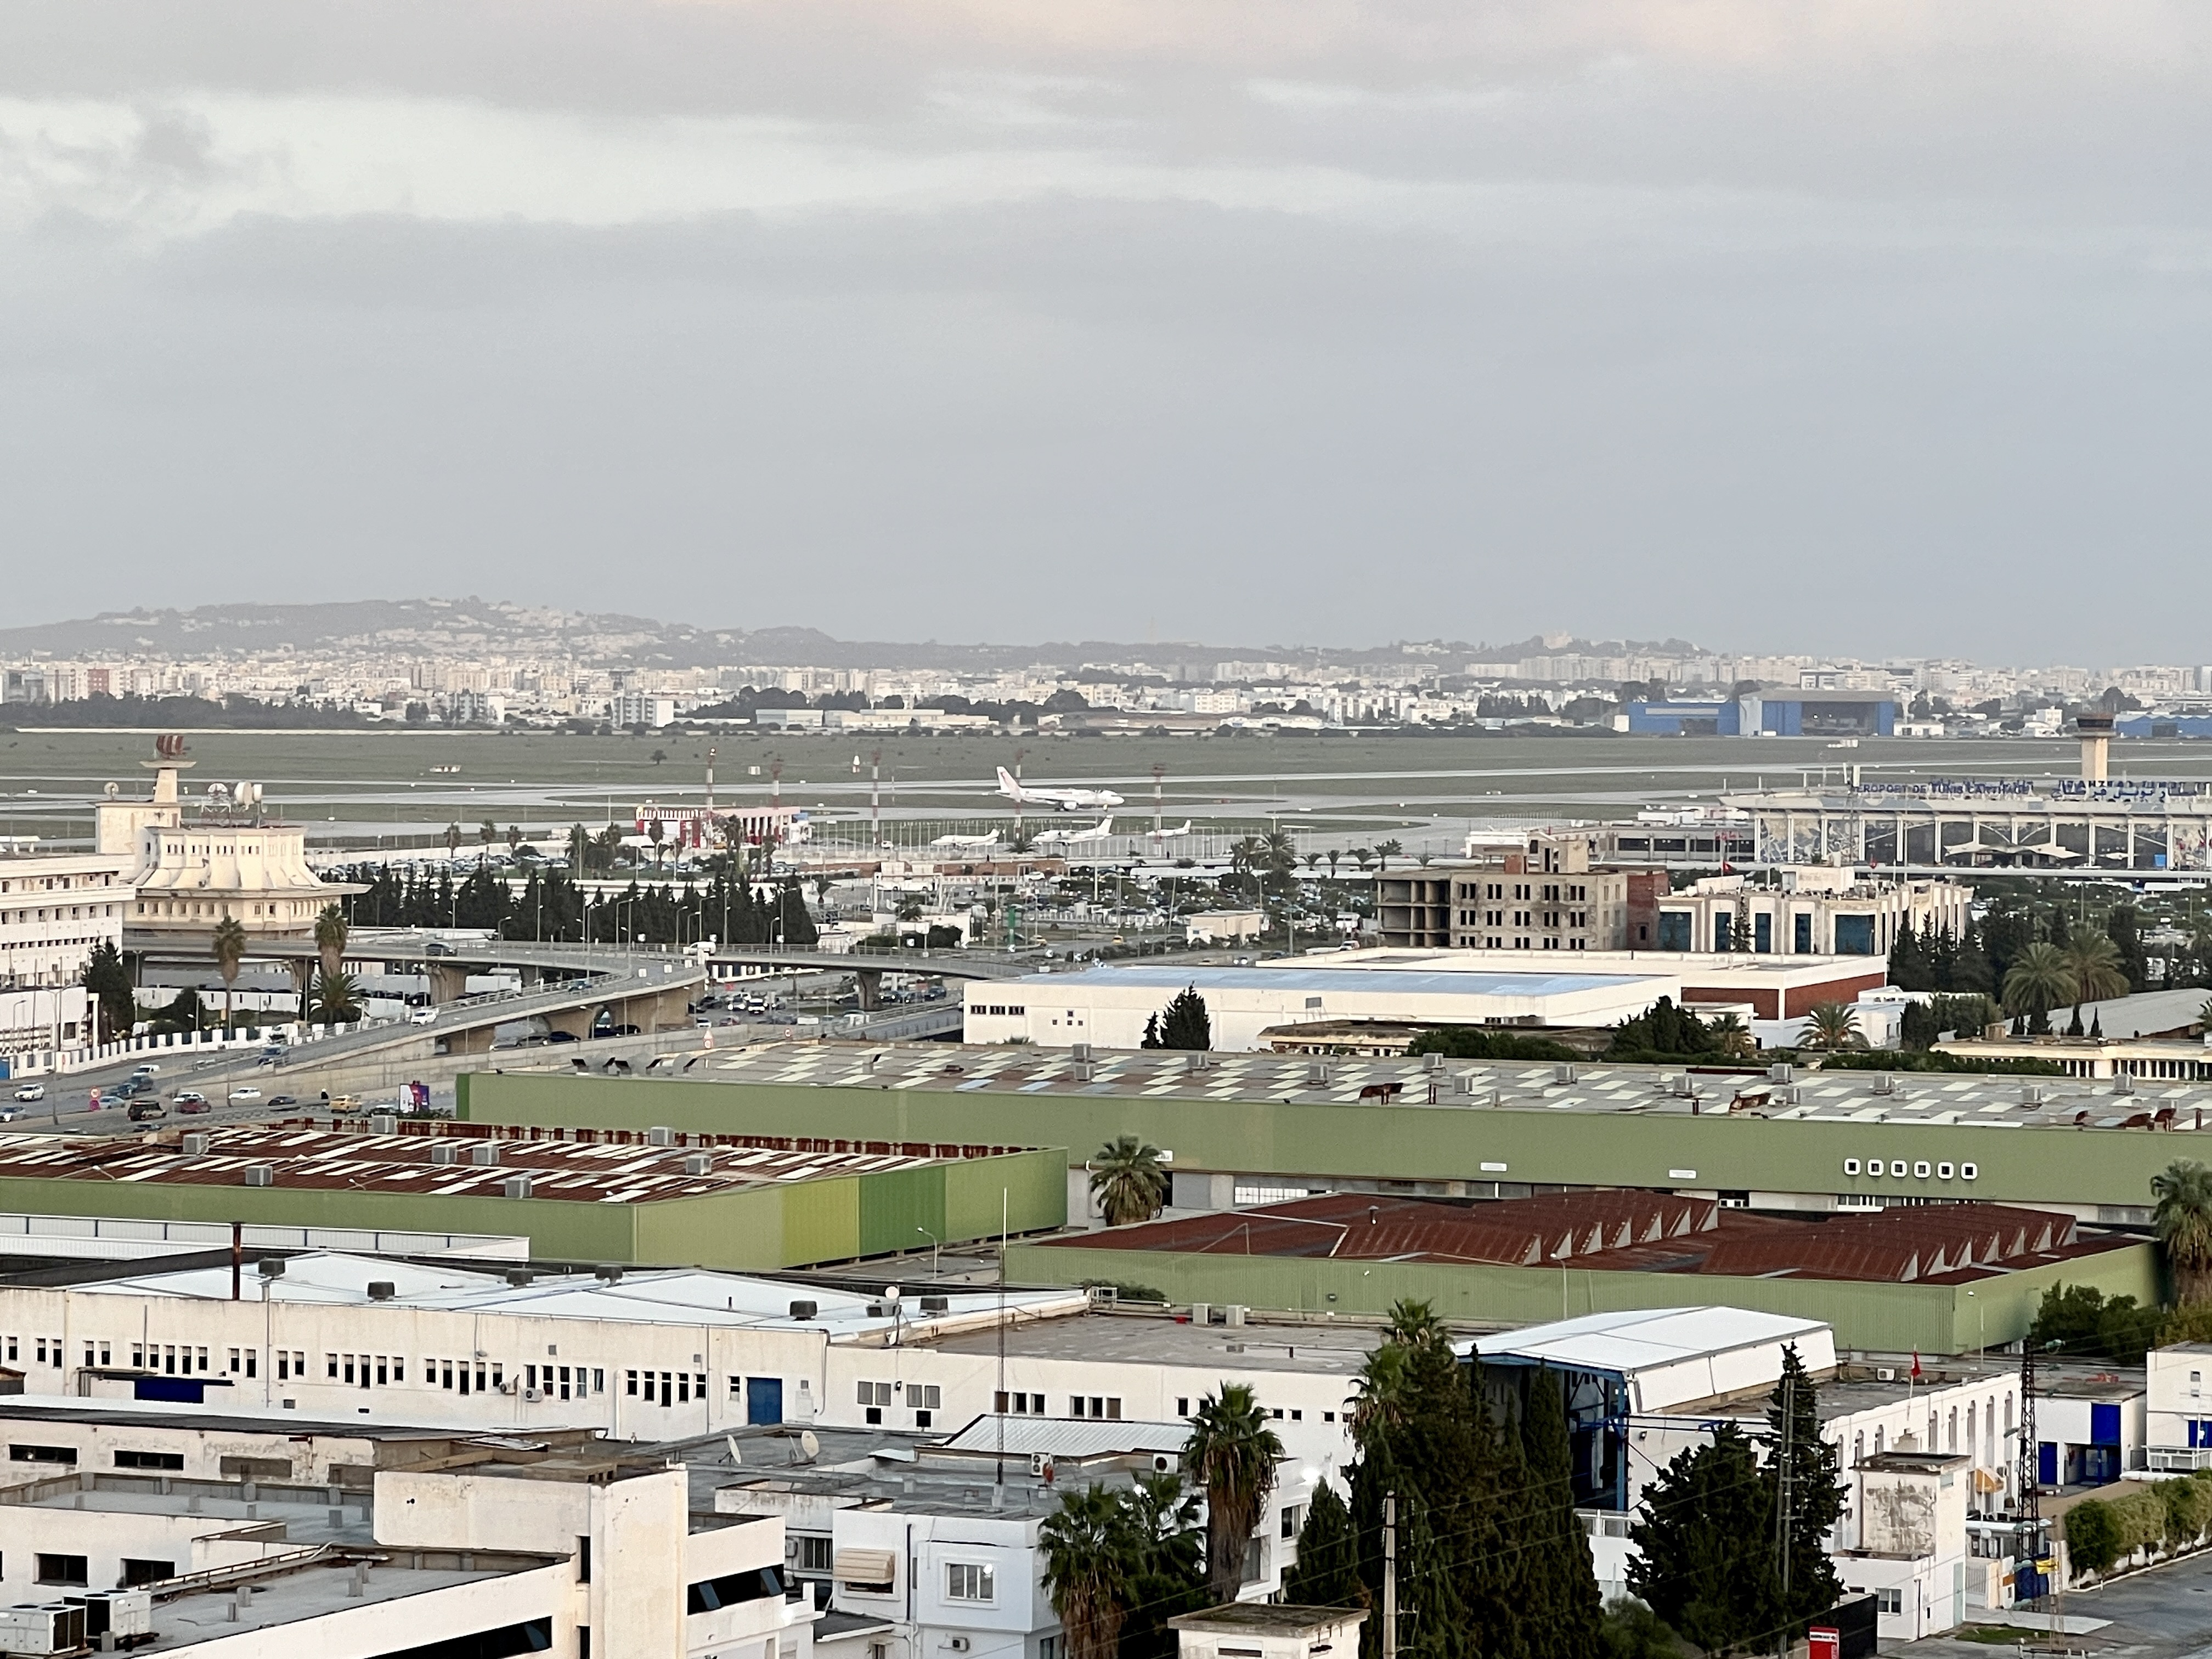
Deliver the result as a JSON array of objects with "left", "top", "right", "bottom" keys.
[{"left": 4, "top": 2, "right": 2210, "bottom": 662}]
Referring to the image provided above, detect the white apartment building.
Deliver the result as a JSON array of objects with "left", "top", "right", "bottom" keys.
[
  {"left": 0, "top": 847, "right": 129, "bottom": 1056},
  {"left": 0, "top": 1423, "right": 812, "bottom": 1659},
  {"left": 2146, "top": 1341, "right": 2212, "bottom": 1469}
]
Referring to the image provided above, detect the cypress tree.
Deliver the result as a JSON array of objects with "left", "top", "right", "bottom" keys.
[
  {"left": 1762, "top": 1345, "right": 1845, "bottom": 1634},
  {"left": 1283, "top": 1482, "right": 1363, "bottom": 1608},
  {"left": 1626, "top": 1425, "right": 1775, "bottom": 1655},
  {"left": 1520, "top": 1368, "right": 1604, "bottom": 1659},
  {"left": 1157, "top": 986, "right": 1212, "bottom": 1050}
]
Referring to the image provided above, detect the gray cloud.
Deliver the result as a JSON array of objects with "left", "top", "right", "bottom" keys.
[{"left": 1, "top": 1, "right": 2209, "bottom": 658}]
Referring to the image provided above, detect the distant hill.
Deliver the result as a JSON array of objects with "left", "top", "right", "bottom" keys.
[{"left": 0, "top": 600, "right": 1708, "bottom": 674}]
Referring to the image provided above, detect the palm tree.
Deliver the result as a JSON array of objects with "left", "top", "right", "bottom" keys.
[
  {"left": 1374, "top": 838, "right": 1403, "bottom": 877},
  {"left": 2154, "top": 1160, "right": 2212, "bottom": 1306},
  {"left": 1326, "top": 850, "right": 1341, "bottom": 882},
  {"left": 1039, "top": 1485, "right": 1133, "bottom": 1659},
  {"left": 1384, "top": 1296, "right": 1449, "bottom": 1350},
  {"left": 1707, "top": 1012, "right": 1754, "bottom": 1060},
  {"left": 1183, "top": 1383, "right": 1284, "bottom": 1605},
  {"left": 1090, "top": 1136, "right": 1170, "bottom": 1226},
  {"left": 2062, "top": 935, "right": 2128, "bottom": 1035},
  {"left": 567, "top": 823, "right": 590, "bottom": 871},
  {"left": 1261, "top": 830, "right": 1297, "bottom": 883},
  {"left": 2004, "top": 940, "right": 2074, "bottom": 1033},
  {"left": 312, "top": 969, "right": 365, "bottom": 1024},
  {"left": 1348, "top": 1342, "right": 1413, "bottom": 1451},
  {"left": 478, "top": 819, "right": 497, "bottom": 851},
  {"left": 1351, "top": 847, "right": 1374, "bottom": 875},
  {"left": 314, "top": 904, "right": 349, "bottom": 983},
  {"left": 507, "top": 825, "right": 524, "bottom": 857},
  {"left": 648, "top": 818, "right": 667, "bottom": 871},
  {"left": 443, "top": 823, "right": 462, "bottom": 860},
  {"left": 211, "top": 916, "right": 247, "bottom": 1035},
  {"left": 2200, "top": 995, "right": 2212, "bottom": 1035},
  {"left": 1800, "top": 1001, "right": 1863, "bottom": 1052}
]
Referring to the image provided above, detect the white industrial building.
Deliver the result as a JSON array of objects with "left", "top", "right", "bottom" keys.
[
  {"left": 0, "top": 1250, "right": 1373, "bottom": 1476},
  {"left": 1474, "top": 1307, "right": 2026, "bottom": 1645}
]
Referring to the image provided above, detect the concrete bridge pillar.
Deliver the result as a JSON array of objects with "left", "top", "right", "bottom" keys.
[
  {"left": 854, "top": 969, "right": 883, "bottom": 1012},
  {"left": 426, "top": 962, "right": 470, "bottom": 1005}
]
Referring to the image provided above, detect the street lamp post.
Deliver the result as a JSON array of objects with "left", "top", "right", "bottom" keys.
[{"left": 916, "top": 1225, "right": 941, "bottom": 1281}]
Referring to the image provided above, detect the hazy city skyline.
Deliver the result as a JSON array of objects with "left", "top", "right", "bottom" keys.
[{"left": 4, "top": 2, "right": 2209, "bottom": 659}]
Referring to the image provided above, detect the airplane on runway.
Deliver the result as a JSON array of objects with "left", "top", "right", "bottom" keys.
[
  {"left": 995, "top": 768, "right": 1124, "bottom": 812},
  {"left": 931, "top": 830, "right": 1003, "bottom": 849},
  {"left": 1147, "top": 821, "right": 1195, "bottom": 839},
  {"left": 1031, "top": 817, "right": 1115, "bottom": 845}
]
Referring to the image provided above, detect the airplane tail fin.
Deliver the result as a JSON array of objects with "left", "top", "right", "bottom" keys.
[{"left": 996, "top": 767, "right": 1018, "bottom": 793}]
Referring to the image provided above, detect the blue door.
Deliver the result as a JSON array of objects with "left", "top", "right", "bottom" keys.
[
  {"left": 2091, "top": 1403, "right": 2121, "bottom": 1446},
  {"left": 2038, "top": 1441, "right": 2058, "bottom": 1487},
  {"left": 746, "top": 1376, "right": 783, "bottom": 1425}
]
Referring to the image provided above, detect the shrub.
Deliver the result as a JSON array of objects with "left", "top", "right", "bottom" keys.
[
  {"left": 2064, "top": 1500, "right": 2121, "bottom": 1577},
  {"left": 2162, "top": 1470, "right": 2212, "bottom": 1550}
]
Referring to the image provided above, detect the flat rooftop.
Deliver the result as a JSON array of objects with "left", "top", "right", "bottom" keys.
[
  {"left": 51, "top": 1248, "right": 1084, "bottom": 1338},
  {"left": 1000, "top": 964, "right": 1659, "bottom": 997},
  {"left": 920, "top": 1309, "right": 1385, "bottom": 1375},
  {"left": 646, "top": 1042, "right": 2212, "bottom": 1132},
  {"left": 0, "top": 1121, "right": 1041, "bottom": 1205},
  {"left": 143, "top": 1559, "right": 525, "bottom": 1655}
]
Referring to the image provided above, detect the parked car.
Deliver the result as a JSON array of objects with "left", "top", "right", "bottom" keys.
[
  {"left": 177, "top": 1097, "right": 212, "bottom": 1114},
  {"left": 126, "top": 1099, "right": 167, "bottom": 1122},
  {"left": 227, "top": 1086, "right": 262, "bottom": 1103},
  {"left": 173, "top": 1090, "right": 208, "bottom": 1107},
  {"left": 13, "top": 1084, "right": 44, "bottom": 1103}
]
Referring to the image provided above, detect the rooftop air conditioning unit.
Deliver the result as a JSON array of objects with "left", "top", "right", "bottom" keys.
[
  {"left": 919, "top": 1295, "right": 950, "bottom": 1313},
  {"left": 866, "top": 1302, "right": 888, "bottom": 1317},
  {"left": 524, "top": 1387, "right": 542, "bottom": 1402},
  {"left": 1191, "top": 1302, "right": 1211, "bottom": 1326},
  {"left": 366, "top": 1282, "right": 396, "bottom": 1301},
  {"left": 1088, "top": 1285, "right": 1119, "bottom": 1308},
  {"left": 1876, "top": 1367, "right": 1896, "bottom": 1382},
  {"left": 947, "top": 1637, "right": 972, "bottom": 1653},
  {"left": 67, "top": 1589, "right": 153, "bottom": 1641},
  {"left": 787, "top": 1300, "right": 819, "bottom": 1321},
  {"left": 369, "top": 1113, "right": 398, "bottom": 1136},
  {"left": 1769, "top": 1063, "right": 1795, "bottom": 1084},
  {"left": 1425, "top": 1052, "right": 1443, "bottom": 1073},
  {"left": 682, "top": 1153, "right": 713, "bottom": 1176},
  {"left": 258, "top": 1257, "right": 285, "bottom": 1279},
  {"left": 498, "top": 1379, "right": 518, "bottom": 1395},
  {"left": 648, "top": 1126, "right": 675, "bottom": 1147},
  {"left": 504, "top": 1268, "right": 533, "bottom": 1288},
  {"left": 431, "top": 1143, "right": 458, "bottom": 1166},
  {"left": 181, "top": 1133, "right": 210, "bottom": 1157},
  {"left": 1152, "top": 1453, "right": 1173, "bottom": 1473},
  {"left": 2023, "top": 1085, "right": 2047, "bottom": 1106},
  {"left": 1554, "top": 1064, "right": 1579, "bottom": 1086},
  {"left": 1224, "top": 1305, "right": 1248, "bottom": 1328},
  {"left": 1872, "top": 1075, "right": 1895, "bottom": 1096},
  {"left": 1029, "top": 1454, "right": 1053, "bottom": 1476},
  {"left": 1071, "top": 1043, "right": 1091, "bottom": 1062},
  {"left": 242, "top": 1165, "right": 275, "bottom": 1188},
  {"left": 1070, "top": 1060, "right": 1093, "bottom": 1082},
  {"left": 1307, "top": 1061, "right": 1333, "bottom": 1086},
  {"left": 2115, "top": 1071, "right": 2136, "bottom": 1095},
  {"left": 501, "top": 1175, "right": 534, "bottom": 1200},
  {"left": 0, "top": 1604, "right": 86, "bottom": 1657},
  {"left": 468, "top": 1143, "right": 500, "bottom": 1166},
  {"left": 594, "top": 1263, "right": 624, "bottom": 1284}
]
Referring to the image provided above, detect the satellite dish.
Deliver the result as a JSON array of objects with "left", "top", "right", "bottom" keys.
[
  {"left": 795, "top": 1431, "right": 820, "bottom": 1465},
  {"left": 725, "top": 1435, "right": 744, "bottom": 1466},
  {"left": 104, "top": 783, "right": 119, "bottom": 798}
]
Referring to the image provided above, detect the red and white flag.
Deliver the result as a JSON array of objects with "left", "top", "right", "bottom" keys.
[{"left": 1910, "top": 1352, "right": 1923, "bottom": 1380}]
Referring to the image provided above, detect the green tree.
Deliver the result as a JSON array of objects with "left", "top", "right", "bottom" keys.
[
  {"left": 2062, "top": 935, "right": 2128, "bottom": 1035},
  {"left": 1090, "top": 1136, "right": 1171, "bottom": 1227},
  {"left": 478, "top": 819, "right": 497, "bottom": 849},
  {"left": 1375, "top": 838, "right": 1403, "bottom": 876},
  {"left": 2064, "top": 1499, "right": 2122, "bottom": 1577},
  {"left": 1888, "top": 921, "right": 1934, "bottom": 991},
  {"left": 1762, "top": 1345, "right": 1845, "bottom": 1633},
  {"left": 211, "top": 916, "right": 248, "bottom": 1033},
  {"left": 80, "top": 941, "right": 134, "bottom": 1044},
  {"left": 1154, "top": 985, "right": 1211, "bottom": 1050},
  {"left": 1184, "top": 1383, "right": 1284, "bottom": 1606},
  {"left": 1119, "top": 1470, "right": 1207, "bottom": 1659},
  {"left": 314, "top": 903, "right": 350, "bottom": 984},
  {"left": 1040, "top": 1485, "right": 1134, "bottom": 1659},
  {"left": 1282, "top": 1481, "right": 1364, "bottom": 1609},
  {"left": 2108, "top": 905, "right": 2151, "bottom": 994},
  {"left": 1598, "top": 1599, "right": 1682, "bottom": 1659},
  {"left": 1799, "top": 1001, "right": 1863, "bottom": 1052},
  {"left": 1519, "top": 1368, "right": 1604, "bottom": 1659},
  {"left": 1605, "top": 997, "right": 1717, "bottom": 1060},
  {"left": 1627, "top": 1424, "right": 1775, "bottom": 1655},
  {"left": 312, "top": 969, "right": 364, "bottom": 1024},
  {"left": 1706, "top": 1013, "right": 1754, "bottom": 1060},
  {"left": 2003, "top": 940, "right": 2074, "bottom": 1035},
  {"left": 2154, "top": 1159, "right": 2212, "bottom": 1306}
]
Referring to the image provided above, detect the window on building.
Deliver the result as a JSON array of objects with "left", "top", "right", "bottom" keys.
[
  {"left": 1875, "top": 1589, "right": 1903, "bottom": 1615},
  {"left": 36, "top": 1554, "right": 89, "bottom": 1587},
  {"left": 9, "top": 1444, "right": 76, "bottom": 1465},
  {"left": 120, "top": 1559, "right": 175, "bottom": 1588},
  {"left": 114, "top": 1450, "right": 184, "bottom": 1471},
  {"left": 1281, "top": 1504, "right": 1304, "bottom": 1541},
  {"left": 945, "top": 1562, "right": 996, "bottom": 1602}
]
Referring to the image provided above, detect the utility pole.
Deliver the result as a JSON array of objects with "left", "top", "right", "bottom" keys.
[
  {"left": 1152, "top": 762, "right": 1165, "bottom": 838},
  {"left": 2018, "top": 1341, "right": 2043, "bottom": 1613},
  {"left": 1382, "top": 1491, "right": 1398, "bottom": 1659},
  {"left": 871, "top": 750, "right": 882, "bottom": 847},
  {"left": 1773, "top": 1368, "right": 1795, "bottom": 1658}
]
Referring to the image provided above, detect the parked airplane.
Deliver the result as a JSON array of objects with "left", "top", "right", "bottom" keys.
[
  {"left": 931, "top": 830, "right": 1003, "bottom": 849},
  {"left": 1031, "top": 817, "right": 1115, "bottom": 845},
  {"left": 1147, "top": 821, "right": 1195, "bottom": 839},
  {"left": 995, "top": 767, "right": 1125, "bottom": 812}
]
